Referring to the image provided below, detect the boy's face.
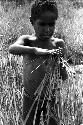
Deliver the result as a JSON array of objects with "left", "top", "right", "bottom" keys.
[{"left": 33, "top": 11, "right": 56, "bottom": 41}]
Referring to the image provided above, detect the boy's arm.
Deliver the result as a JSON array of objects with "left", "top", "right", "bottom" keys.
[
  {"left": 9, "top": 35, "right": 34, "bottom": 55},
  {"left": 9, "top": 35, "right": 50, "bottom": 55}
]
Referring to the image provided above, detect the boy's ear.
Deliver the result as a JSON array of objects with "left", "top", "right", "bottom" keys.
[{"left": 29, "top": 16, "right": 33, "bottom": 25}]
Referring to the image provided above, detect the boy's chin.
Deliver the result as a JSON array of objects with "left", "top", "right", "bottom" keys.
[{"left": 39, "top": 35, "right": 52, "bottom": 40}]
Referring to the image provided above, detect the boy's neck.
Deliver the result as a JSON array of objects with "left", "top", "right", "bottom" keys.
[
  {"left": 36, "top": 37, "right": 51, "bottom": 47},
  {"left": 32, "top": 34, "right": 53, "bottom": 48}
]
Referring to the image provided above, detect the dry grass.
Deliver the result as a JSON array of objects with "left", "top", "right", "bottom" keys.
[
  {"left": 0, "top": 53, "right": 24, "bottom": 125},
  {"left": 0, "top": 1, "right": 31, "bottom": 125},
  {"left": 1, "top": 0, "right": 83, "bottom": 125},
  {"left": 1, "top": 51, "right": 83, "bottom": 125}
]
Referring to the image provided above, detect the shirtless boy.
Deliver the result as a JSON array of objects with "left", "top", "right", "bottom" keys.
[{"left": 9, "top": 0, "right": 67, "bottom": 125}]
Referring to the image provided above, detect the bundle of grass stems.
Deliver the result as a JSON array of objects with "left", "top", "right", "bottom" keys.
[{"left": 23, "top": 51, "right": 80, "bottom": 125}]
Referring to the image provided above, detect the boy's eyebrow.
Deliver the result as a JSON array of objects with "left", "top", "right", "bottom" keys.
[
  {"left": 40, "top": 15, "right": 56, "bottom": 22},
  {"left": 38, "top": 21, "right": 55, "bottom": 25},
  {"left": 39, "top": 20, "right": 55, "bottom": 23}
]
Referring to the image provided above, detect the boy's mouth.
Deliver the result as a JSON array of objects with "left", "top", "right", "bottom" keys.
[
  {"left": 39, "top": 35, "right": 51, "bottom": 40},
  {"left": 42, "top": 33, "right": 52, "bottom": 37}
]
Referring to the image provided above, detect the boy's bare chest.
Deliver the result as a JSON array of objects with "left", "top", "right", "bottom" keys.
[
  {"left": 23, "top": 38, "right": 57, "bottom": 77},
  {"left": 23, "top": 54, "right": 48, "bottom": 76},
  {"left": 33, "top": 41, "right": 55, "bottom": 49}
]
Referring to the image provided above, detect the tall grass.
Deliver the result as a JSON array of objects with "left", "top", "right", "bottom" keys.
[
  {"left": 0, "top": 1, "right": 33, "bottom": 125},
  {"left": 1, "top": 0, "right": 83, "bottom": 125}
]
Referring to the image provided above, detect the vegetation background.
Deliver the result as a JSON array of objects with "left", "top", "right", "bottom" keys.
[{"left": 1, "top": 0, "right": 83, "bottom": 125}]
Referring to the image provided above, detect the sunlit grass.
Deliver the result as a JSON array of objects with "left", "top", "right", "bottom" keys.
[
  {"left": 0, "top": 50, "right": 24, "bottom": 125},
  {"left": 0, "top": 1, "right": 33, "bottom": 125},
  {"left": 1, "top": 0, "right": 83, "bottom": 125},
  {"left": 1, "top": 49, "right": 83, "bottom": 125}
]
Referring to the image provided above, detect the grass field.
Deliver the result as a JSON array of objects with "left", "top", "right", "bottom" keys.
[
  {"left": 0, "top": 1, "right": 32, "bottom": 125},
  {"left": 1, "top": 1, "right": 83, "bottom": 125}
]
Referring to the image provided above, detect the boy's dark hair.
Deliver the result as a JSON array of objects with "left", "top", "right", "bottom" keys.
[{"left": 30, "top": 0, "right": 58, "bottom": 23}]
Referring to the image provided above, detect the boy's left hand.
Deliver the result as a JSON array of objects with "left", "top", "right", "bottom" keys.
[{"left": 48, "top": 47, "right": 63, "bottom": 57}]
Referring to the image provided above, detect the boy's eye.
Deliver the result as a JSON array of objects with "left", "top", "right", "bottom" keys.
[
  {"left": 39, "top": 22, "right": 55, "bottom": 27},
  {"left": 39, "top": 22, "right": 47, "bottom": 26},
  {"left": 49, "top": 22, "right": 55, "bottom": 27}
]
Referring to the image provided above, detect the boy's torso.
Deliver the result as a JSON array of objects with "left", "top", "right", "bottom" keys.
[{"left": 23, "top": 35, "right": 63, "bottom": 96}]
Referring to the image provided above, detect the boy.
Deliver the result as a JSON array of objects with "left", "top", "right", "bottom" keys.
[{"left": 9, "top": 0, "right": 67, "bottom": 124}]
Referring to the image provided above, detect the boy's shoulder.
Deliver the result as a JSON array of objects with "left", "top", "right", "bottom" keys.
[
  {"left": 52, "top": 37, "right": 64, "bottom": 41},
  {"left": 51, "top": 37, "right": 64, "bottom": 45}
]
